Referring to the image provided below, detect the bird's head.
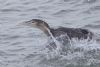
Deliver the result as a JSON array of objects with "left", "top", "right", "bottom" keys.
[{"left": 22, "top": 19, "right": 50, "bottom": 29}]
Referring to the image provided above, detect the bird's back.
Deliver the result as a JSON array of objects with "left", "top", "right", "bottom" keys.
[{"left": 50, "top": 27, "right": 93, "bottom": 39}]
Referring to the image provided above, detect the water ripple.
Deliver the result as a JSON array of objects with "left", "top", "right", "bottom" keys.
[
  {"left": 83, "top": 24, "right": 100, "bottom": 29},
  {"left": 83, "top": 0, "right": 97, "bottom": 4},
  {"left": 8, "top": 48, "right": 25, "bottom": 52},
  {"left": 53, "top": 9, "right": 76, "bottom": 17},
  {"left": 0, "top": 9, "right": 21, "bottom": 12}
]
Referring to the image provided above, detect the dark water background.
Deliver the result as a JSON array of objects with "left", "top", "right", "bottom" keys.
[{"left": 0, "top": 0, "right": 100, "bottom": 67}]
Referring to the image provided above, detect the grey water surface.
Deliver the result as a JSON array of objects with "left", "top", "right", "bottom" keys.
[{"left": 0, "top": 0, "right": 100, "bottom": 67}]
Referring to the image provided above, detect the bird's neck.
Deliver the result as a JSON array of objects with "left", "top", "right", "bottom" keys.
[
  {"left": 38, "top": 26, "right": 51, "bottom": 37},
  {"left": 44, "top": 29, "right": 51, "bottom": 36}
]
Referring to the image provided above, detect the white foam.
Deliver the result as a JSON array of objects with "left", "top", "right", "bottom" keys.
[{"left": 44, "top": 33, "right": 100, "bottom": 61}]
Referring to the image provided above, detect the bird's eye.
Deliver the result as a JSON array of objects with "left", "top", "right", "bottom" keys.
[{"left": 32, "top": 21, "right": 35, "bottom": 23}]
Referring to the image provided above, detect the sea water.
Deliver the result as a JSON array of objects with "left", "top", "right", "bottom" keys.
[{"left": 0, "top": 0, "right": 100, "bottom": 67}]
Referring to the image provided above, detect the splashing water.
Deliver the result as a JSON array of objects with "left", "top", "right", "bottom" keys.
[
  {"left": 44, "top": 29, "right": 100, "bottom": 61},
  {"left": 46, "top": 28, "right": 63, "bottom": 56}
]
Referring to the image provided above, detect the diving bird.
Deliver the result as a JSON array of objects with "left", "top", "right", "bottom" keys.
[
  {"left": 22, "top": 19, "right": 93, "bottom": 39},
  {"left": 21, "top": 19, "right": 94, "bottom": 50}
]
